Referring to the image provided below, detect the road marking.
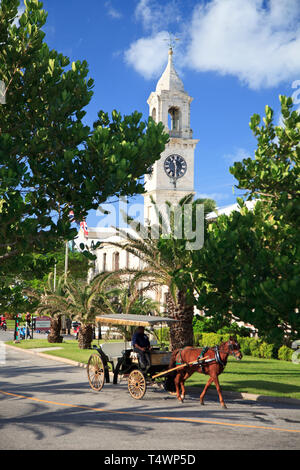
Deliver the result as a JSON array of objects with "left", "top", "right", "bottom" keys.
[{"left": 1, "top": 389, "right": 300, "bottom": 434}]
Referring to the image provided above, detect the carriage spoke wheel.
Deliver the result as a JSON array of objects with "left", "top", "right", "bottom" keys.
[
  {"left": 87, "top": 354, "right": 105, "bottom": 391},
  {"left": 128, "top": 370, "right": 146, "bottom": 400}
]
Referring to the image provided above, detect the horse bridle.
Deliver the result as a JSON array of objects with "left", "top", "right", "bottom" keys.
[{"left": 225, "top": 339, "right": 241, "bottom": 359}]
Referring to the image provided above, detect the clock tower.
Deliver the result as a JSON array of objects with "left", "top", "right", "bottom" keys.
[{"left": 144, "top": 47, "right": 199, "bottom": 226}]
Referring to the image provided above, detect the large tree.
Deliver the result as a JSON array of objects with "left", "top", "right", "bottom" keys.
[
  {"left": 191, "top": 96, "right": 300, "bottom": 346},
  {"left": 0, "top": 0, "right": 168, "bottom": 286}
]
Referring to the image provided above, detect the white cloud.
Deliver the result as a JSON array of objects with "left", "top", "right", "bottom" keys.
[
  {"left": 105, "top": 1, "right": 122, "bottom": 20},
  {"left": 124, "top": 31, "right": 170, "bottom": 79},
  {"left": 135, "top": 0, "right": 182, "bottom": 33},
  {"left": 186, "top": 0, "right": 300, "bottom": 89},
  {"left": 124, "top": 0, "right": 184, "bottom": 79},
  {"left": 223, "top": 147, "right": 252, "bottom": 165},
  {"left": 125, "top": 0, "right": 300, "bottom": 89}
]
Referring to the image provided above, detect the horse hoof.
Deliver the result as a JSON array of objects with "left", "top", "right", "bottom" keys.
[
  {"left": 221, "top": 403, "right": 227, "bottom": 409},
  {"left": 200, "top": 401, "right": 205, "bottom": 406}
]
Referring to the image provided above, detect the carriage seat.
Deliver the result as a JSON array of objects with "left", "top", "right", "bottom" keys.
[{"left": 100, "top": 342, "right": 127, "bottom": 368}]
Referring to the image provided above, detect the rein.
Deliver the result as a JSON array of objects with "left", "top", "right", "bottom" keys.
[{"left": 176, "top": 341, "right": 240, "bottom": 369}]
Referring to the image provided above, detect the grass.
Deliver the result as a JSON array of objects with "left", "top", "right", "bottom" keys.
[
  {"left": 6, "top": 339, "right": 300, "bottom": 399},
  {"left": 186, "top": 355, "right": 300, "bottom": 399},
  {"left": 5, "top": 338, "right": 122, "bottom": 365}
]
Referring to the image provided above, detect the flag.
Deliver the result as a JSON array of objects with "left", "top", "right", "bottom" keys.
[
  {"left": 68, "top": 210, "right": 75, "bottom": 222},
  {"left": 80, "top": 220, "right": 88, "bottom": 237}
]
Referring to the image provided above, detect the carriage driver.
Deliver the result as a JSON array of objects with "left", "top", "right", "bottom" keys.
[{"left": 132, "top": 326, "right": 151, "bottom": 370}]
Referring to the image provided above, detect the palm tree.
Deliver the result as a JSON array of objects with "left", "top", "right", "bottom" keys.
[
  {"left": 64, "top": 272, "right": 119, "bottom": 349},
  {"left": 25, "top": 273, "right": 67, "bottom": 343},
  {"left": 98, "top": 277, "right": 161, "bottom": 340},
  {"left": 105, "top": 194, "right": 216, "bottom": 350}
]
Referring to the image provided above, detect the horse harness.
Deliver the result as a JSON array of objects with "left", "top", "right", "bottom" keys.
[{"left": 175, "top": 345, "right": 225, "bottom": 373}]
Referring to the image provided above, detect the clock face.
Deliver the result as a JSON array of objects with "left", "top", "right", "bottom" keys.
[{"left": 164, "top": 154, "right": 187, "bottom": 179}]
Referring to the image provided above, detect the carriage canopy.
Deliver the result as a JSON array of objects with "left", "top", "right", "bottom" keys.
[{"left": 95, "top": 314, "right": 177, "bottom": 327}]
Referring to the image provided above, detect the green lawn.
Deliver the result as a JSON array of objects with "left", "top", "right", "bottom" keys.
[
  {"left": 5, "top": 338, "right": 118, "bottom": 365},
  {"left": 6, "top": 339, "right": 300, "bottom": 399},
  {"left": 186, "top": 355, "right": 300, "bottom": 399}
]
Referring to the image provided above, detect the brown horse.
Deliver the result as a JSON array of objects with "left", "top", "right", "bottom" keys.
[{"left": 168, "top": 337, "right": 242, "bottom": 408}]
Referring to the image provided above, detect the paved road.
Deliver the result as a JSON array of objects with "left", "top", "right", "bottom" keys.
[{"left": 0, "top": 336, "right": 300, "bottom": 451}]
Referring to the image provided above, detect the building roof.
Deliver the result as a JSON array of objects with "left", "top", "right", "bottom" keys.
[
  {"left": 156, "top": 48, "right": 185, "bottom": 94},
  {"left": 206, "top": 200, "right": 257, "bottom": 220}
]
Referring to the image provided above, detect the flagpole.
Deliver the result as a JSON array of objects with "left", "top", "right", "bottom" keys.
[{"left": 64, "top": 240, "right": 68, "bottom": 282}]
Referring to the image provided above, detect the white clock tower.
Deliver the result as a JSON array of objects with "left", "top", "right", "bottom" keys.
[{"left": 144, "top": 47, "right": 199, "bottom": 226}]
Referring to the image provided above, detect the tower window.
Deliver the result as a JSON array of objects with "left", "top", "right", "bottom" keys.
[
  {"left": 168, "top": 106, "right": 180, "bottom": 131},
  {"left": 151, "top": 107, "right": 157, "bottom": 122}
]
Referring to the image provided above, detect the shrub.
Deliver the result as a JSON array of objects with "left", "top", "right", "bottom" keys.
[
  {"left": 236, "top": 336, "right": 252, "bottom": 355},
  {"left": 249, "top": 338, "right": 262, "bottom": 357},
  {"left": 194, "top": 332, "right": 202, "bottom": 346},
  {"left": 259, "top": 342, "right": 275, "bottom": 359},
  {"left": 278, "top": 345, "right": 293, "bottom": 362},
  {"left": 198, "top": 332, "right": 231, "bottom": 347}
]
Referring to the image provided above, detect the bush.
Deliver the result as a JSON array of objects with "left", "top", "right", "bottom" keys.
[
  {"left": 199, "top": 333, "right": 223, "bottom": 347},
  {"left": 198, "top": 333, "right": 231, "bottom": 348},
  {"left": 278, "top": 345, "right": 293, "bottom": 362},
  {"left": 194, "top": 332, "right": 202, "bottom": 346},
  {"left": 259, "top": 342, "right": 275, "bottom": 359}
]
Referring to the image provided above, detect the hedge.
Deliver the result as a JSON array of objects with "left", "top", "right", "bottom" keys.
[
  {"left": 194, "top": 332, "right": 279, "bottom": 360},
  {"left": 278, "top": 345, "right": 293, "bottom": 361}
]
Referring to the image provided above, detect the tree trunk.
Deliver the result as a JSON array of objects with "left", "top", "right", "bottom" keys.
[
  {"left": 78, "top": 323, "right": 94, "bottom": 349},
  {"left": 48, "top": 316, "right": 63, "bottom": 343},
  {"left": 167, "top": 290, "right": 194, "bottom": 351}
]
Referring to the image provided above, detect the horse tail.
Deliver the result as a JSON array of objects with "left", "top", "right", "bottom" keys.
[{"left": 169, "top": 348, "right": 180, "bottom": 369}]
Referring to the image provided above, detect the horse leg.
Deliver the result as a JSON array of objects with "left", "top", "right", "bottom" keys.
[
  {"left": 180, "top": 370, "right": 193, "bottom": 401},
  {"left": 212, "top": 375, "right": 227, "bottom": 409},
  {"left": 174, "top": 374, "right": 183, "bottom": 403},
  {"left": 180, "top": 380, "right": 185, "bottom": 402},
  {"left": 200, "top": 376, "right": 213, "bottom": 405}
]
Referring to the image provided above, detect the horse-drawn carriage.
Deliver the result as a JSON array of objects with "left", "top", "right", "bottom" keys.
[
  {"left": 87, "top": 314, "right": 176, "bottom": 399},
  {"left": 87, "top": 313, "right": 243, "bottom": 407}
]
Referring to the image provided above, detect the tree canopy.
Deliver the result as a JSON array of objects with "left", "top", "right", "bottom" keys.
[{"left": 0, "top": 0, "right": 168, "bottom": 285}]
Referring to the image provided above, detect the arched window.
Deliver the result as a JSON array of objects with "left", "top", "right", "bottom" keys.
[
  {"left": 168, "top": 106, "right": 180, "bottom": 131},
  {"left": 151, "top": 107, "right": 157, "bottom": 122},
  {"left": 102, "top": 253, "right": 107, "bottom": 272},
  {"left": 113, "top": 252, "right": 120, "bottom": 271}
]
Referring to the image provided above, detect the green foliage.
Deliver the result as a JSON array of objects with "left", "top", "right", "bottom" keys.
[
  {"left": 259, "top": 342, "right": 275, "bottom": 359},
  {"left": 192, "top": 314, "right": 252, "bottom": 337},
  {"left": 198, "top": 332, "right": 230, "bottom": 348},
  {"left": 278, "top": 345, "right": 293, "bottom": 362},
  {"left": 155, "top": 327, "right": 170, "bottom": 343},
  {"left": 191, "top": 96, "right": 300, "bottom": 347},
  {"left": 0, "top": 0, "right": 168, "bottom": 296}
]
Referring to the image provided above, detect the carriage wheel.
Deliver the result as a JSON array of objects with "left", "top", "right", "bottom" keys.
[
  {"left": 87, "top": 353, "right": 105, "bottom": 391},
  {"left": 128, "top": 369, "right": 146, "bottom": 400}
]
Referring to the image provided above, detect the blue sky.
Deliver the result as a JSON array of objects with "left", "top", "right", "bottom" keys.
[{"left": 37, "top": 0, "right": 300, "bottom": 227}]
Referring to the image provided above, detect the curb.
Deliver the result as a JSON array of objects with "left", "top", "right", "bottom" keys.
[
  {"left": 5, "top": 343, "right": 300, "bottom": 407},
  {"left": 5, "top": 343, "right": 87, "bottom": 369},
  {"left": 186, "top": 387, "right": 300, "bottom": 407}
]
